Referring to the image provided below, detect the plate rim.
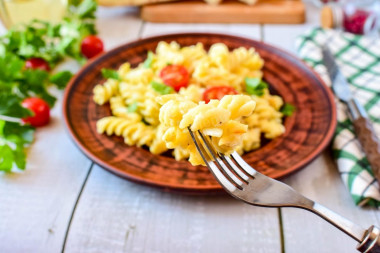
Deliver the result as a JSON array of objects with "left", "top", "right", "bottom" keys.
[{"left": 62, "top": 32, "right": 337, "bottom": 193}]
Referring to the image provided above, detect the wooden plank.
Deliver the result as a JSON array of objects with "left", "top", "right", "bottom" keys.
[
  {"left": 64, "top": 23, "right": 282, "bottom": 253},
  {"left": 141, "top": 0, "right": 305, "bottom": 24},
  {"left": 64, "top": 165, "right": 282, "bottom": 253},
  {"left": 0, "top": 90, "right": 93, "bottom": 252},
  {"left": 140, "top": 21, "right": 261, "bottom": 40},
  {"left": 263, "top": 3, "right": 380, "bottom": 252},
  {"left": 0, "top": 8, "right": 143, "bottom": 252}
]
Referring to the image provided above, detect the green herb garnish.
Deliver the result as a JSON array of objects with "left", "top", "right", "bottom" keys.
[
  {"left": 150, "top": 81, "right": 173, "bottom": 95},
  {"left": 101, "top": 68, "right": 120, "bottom": 80},
  {"left": 143, "top": 51, "right": 154, "bottom": 68},
  {"left": 127, "top": 102, "right": 138, "bottom": 113},
  {"left": 245, "top": 77, "right": 268, "bottom": 96},
  {"left": 281, "top": 103, "right": 295, "bottom": 116}
]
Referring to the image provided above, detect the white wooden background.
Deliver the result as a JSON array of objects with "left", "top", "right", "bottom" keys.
[{"left": 1, "top": 3, "right": 380, "bottom": 253}]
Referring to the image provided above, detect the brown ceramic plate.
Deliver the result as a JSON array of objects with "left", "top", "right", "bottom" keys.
[{"left": 63, "top": 33, "right": 336, "bottom": 194}]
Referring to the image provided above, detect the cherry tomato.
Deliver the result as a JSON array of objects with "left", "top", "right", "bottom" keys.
[
  {"left": 80, "top": 35, "right": 104, "bottom": 59},
  {"left": 203, "top": 86, "right": 238, "bottom": 103},
  {"left": 25, "top": 58, "right": 50, "bottom": 71},
  {"left": 21, "top": 98, "right": 50, "bottom": 127},
  {"left": 159, "top": 65, "right": 190, "bottom": 92}
]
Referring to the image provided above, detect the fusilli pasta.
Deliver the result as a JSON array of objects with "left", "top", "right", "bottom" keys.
[{"left": 93, "top": 41, "right": 289, "bottom": 166}]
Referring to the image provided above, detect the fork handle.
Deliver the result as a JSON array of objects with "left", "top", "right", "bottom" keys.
[
  {"left": 309, "top": 203, "right": 380, "bottom": 252},
  {"left": 357, "top": 225, "right": 380, "bottom": 253}
]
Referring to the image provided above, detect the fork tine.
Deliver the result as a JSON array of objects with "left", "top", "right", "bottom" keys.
[
  {"left": 187, "top": 128, "right": 237, "bottom": 192},
  {"left": 231, "top": 151, "right": 257, "bottom": 177},
  {"left": 220, "top": 155, "right": 250, "bottom": 183},
  {"left": 197, "top": 131, "right": 244, "bottom": 188}
]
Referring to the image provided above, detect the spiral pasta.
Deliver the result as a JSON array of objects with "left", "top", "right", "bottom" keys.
[
  {"left": 93, "top": 79, "right": 119, "bottom": 105},
  {"left": 158, "top": 95, "right": 256, "bottom": 165},
  {"left": 93, "top": 41, "right": 289, "bottom": 166},
  {"left": 96, "top": 116, "right": 155, "bottom": 147}
]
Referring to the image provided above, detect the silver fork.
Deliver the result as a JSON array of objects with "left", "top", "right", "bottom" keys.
[{"left": 188, "top": 128, "right": 380, "bottom": 253}]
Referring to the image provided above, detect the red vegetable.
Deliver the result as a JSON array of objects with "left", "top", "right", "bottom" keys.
[
  {"left": 21, "top": 98, "right": 50, "bottom": 127},
  {"left": 25, "top": 58, "right": 50, "bottom": 71},
  {"left": 159, "top": 65, "right": 190, "bottom": 92},
  {"left": 80, "top": 35, "right": 104, "bottom": 59},
  {"left": 343, "top": 9, "right": 374, "bottom": 35},
  {"left": 203, "top": 86, "right": 238, "bottom": 103}
]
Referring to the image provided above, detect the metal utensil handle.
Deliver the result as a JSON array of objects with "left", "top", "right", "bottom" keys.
[{"left": 308, "top": 203, "right": 380, "bottom": 252}]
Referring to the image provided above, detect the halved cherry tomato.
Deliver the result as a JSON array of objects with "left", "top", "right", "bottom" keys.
[
  {"left": 21, "top": 97, "right": 50, "bottom": 127},
  {"left": 159, "top": 64, "right": 189, "bottom": 92},
  {"left": 25, "top": 58, "right": 50, "bottom": 71},
  {"left": 203, "top": 86, "right": 238, "bottom": 103},
  {"left": 80, "top": 35, "right": 104, "bottom": 59}
]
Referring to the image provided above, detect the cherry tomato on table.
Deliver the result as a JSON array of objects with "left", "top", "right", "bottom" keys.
[
  {"left": 21, "top": 98, "right": 50, "bottom": 127},
  {"left": 159, "top": 64, "right": 190, "bottom": 92},
  {"left": 25, "top": 58, "right": 50, "bottom": 71},
  {"left": 203, "top": 86, "right": 238, "bottom": 103},
  {"left": 80, "top": 35, "right": 104, "bottom": 59}
]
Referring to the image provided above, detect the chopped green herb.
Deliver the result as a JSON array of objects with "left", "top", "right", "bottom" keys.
[
  {"left": 143, "top": 51, "right": 154, "bottom": 68},
  {"left": 281, "top": 103, "right": 295, "bottom": 116},
  {"left": 245, "top": 77, "right": 268, "bottom": 96},
  {"left": 150, "top": 81, "right": 173, "bottom": 95},
  {"left": 101, "top": 68, "right": 120, "bottom": 80},
  {"left": 127, "top": 102, "right": 138, "bottom": 113}
]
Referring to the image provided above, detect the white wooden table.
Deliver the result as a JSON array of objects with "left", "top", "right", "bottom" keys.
[{"left": 1, "top": 3, "right": 379, "bottom": 253}]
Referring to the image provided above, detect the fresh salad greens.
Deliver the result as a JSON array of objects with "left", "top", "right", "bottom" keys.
[{"left": 0, "top": 0, "right": 98, "bottom": 172}]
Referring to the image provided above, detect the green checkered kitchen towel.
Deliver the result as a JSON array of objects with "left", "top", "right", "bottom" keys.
[{"left": 296, "top": 28, "right": 380, "bottom": 207}]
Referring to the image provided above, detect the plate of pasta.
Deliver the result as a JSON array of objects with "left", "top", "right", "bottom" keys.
[{"left": 63, "top": 33, "right": 336, "bottom": 194}]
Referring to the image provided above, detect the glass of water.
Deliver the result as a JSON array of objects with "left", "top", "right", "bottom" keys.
[{"left": 0, "top": 0, "right": 68, "bottom": 29}]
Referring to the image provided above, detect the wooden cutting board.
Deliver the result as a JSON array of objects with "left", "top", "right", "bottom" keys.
[{"left": 141, "top": 0, "right": 305, "bottom": 24}]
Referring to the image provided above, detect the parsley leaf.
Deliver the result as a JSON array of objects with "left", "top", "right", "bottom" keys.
[
  {"left": 150, "top": 81, "right": 173, "bottom": 95},
  {"left": 143, "top": 51, "right": 154, "bottom": 68},
  {"left": 0, "top": 120, "right": 35, "bottom": 171},
  {"left": 101, "top": 68, "right": 120, "bottom": 80},
  {"left": 3, "top": 121, "right": 35, "bottom": 144},
  {"left": 0, "top": 52, "right": 24, "bottom": 81},
  {"left": 281, "top": 103, "right": 295, "bottom": 116},
  {"left": 50, "top": 71, "right": 73, "bottom": 89},
  {"left": 74, "top": 0, "right": 97, "bottom": 19},
  {"left": 127, "top": 102, "right": 138, "bottom": 113},
  {"left": 0, "top": 93, "right": 32, "bottom": 118},
  {"left": 245, "top": 77, "right": 268, "bottom": 96},
  {"left": 0, "top": 145, "right": 14, "bottom": 172}
]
